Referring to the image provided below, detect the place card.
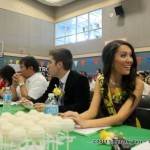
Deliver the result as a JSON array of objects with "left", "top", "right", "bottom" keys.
[{"left": 73, "top": 126, "right": 111, "bottom": 136}]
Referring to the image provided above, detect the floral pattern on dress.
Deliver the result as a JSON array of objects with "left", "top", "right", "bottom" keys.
[{"left": 98, "top": 76, "right": 127, "bottom": 115}]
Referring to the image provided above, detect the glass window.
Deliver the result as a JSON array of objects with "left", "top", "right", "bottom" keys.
[
  {"left": 55, "top": 21, "right": 66, "bottom": 38},
  {"left": 55, "top": 8, "right": 102, "bottom": 46},
  {"left": 89, "top": 9, "right": 102, "bottom": 30},
  {"left": 77, "top": 13, "right": 88, "bottom": 33},
  {"left": 66, "top": 35, "right": 76, "bottom": 44},
  {"left": 55, "top": 38, "right": 65, "bottom": 46},
  {"left": 89, "top": 29, "right": 102, "bottom": 39},
  {"left": 65, "top": 18, "right": 76, "bottom": 36},
  {"left": 77, "top": 32, "right": 88, "bottom": 42}
]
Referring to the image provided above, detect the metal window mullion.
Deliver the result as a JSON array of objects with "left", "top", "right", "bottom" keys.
[{"left": 88, "top": 12, "right": 90, "bottom": 40}]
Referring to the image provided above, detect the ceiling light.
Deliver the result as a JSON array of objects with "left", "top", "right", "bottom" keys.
[
  {"left": 46, "top": 0, "right": 62, "bottom": 2},
  {"left": 37, "top": 0, "right": 75, "bottom": 7}
]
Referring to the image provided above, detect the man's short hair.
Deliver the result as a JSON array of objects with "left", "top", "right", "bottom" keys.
[
  {"left": 0, "top": 65, "right": 16, "bottom": 85},
  {"left": 49, "top": 48, "right": 73, "bottom": 70},
  {"left": 19, "top": 56, "right": 39, "bottom": 72},
  {"left": 138, "top": 72, "right": 146, "bottom": 78}
]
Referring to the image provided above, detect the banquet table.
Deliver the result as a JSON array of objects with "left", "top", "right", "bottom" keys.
[{"left": 0, "top": 105, "right": 150, "bottom": 150}]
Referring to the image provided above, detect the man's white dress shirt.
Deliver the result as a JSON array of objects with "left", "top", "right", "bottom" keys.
[{"left": 17, "top": 73, "right": 48, "bottom": 100}]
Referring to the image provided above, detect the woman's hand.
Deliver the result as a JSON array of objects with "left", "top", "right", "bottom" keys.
[
  {"left": 70, "top": 116, "right": 88, "bottom": 128},
  {"left": 59, "top": 111, "right": 88, "bottom": 128},
  {"left": 59, "top": 111, "right": 79, "bottom": 118},
  {"left": 34, "top": 103, "right": 45, "bottom": 112}
]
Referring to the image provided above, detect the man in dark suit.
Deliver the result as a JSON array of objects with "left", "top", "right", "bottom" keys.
[{"left": 33, "top": 48, "right": 90, "bottom": 113}]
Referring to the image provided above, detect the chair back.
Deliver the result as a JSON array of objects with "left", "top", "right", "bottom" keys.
[{"left": 136, "top": 95, "right": 150, "bottom": 129}]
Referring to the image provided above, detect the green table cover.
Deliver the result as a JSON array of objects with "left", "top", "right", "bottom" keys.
[{"left": 0, "top": 104, "right": 150, "bottom": 150}]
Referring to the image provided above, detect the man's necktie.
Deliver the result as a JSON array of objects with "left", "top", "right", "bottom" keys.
[{"left": 59, "top": 81, "right": 63, "bottom": 90}]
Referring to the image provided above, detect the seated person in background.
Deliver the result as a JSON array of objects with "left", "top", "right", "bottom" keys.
[
  {"left": 60, "top": 40, "right": 143, "bottom": 128},
  {"left": 33, "top": 48, "right": 90, "bottom": 113},
  {"left": 0, "top": 65, "right": 16, "bottom": 97},
  {"left": 79, "top": 71, "right": 88, "bottom": 77},
  {"left": 137, "top": 71, "right": 146, "bottom": 81},
  {"left": 0, "top": 74, "right": 6, "bottom": 94},
  {"left": 144, "top": 70, "right": 149, "bottom": 78},
  {"left": 93, "top": 68, "right": 102, "bottom": 81},
  {"left": 88, "top": 75, "right": 96, "bottom": 91},
  {"left": 0, "top": 79, "right": 6, "bottom": 97},
  {"left": 11, "top": 56, "right": 48, "bottom": 101},
  {"left": 0, "top": 75, "right": 6, "bottom": 89},
  {"left": 96, "top": 68, "right": 102, "bottom": 75},
  {"left": 145, "top": 75, "right": 150, "bottom": 86},
  {"left": 137, "top": 72, "right": 150, "bottom": 95}
]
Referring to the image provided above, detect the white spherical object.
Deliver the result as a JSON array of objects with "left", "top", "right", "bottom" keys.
[
  {"left": 23, "top": 120, "right": 35, "bottom": 126},
  {"left": 28, "top": 125, "right": 45, "bottom": 141},
  {"left": 15, "top": 111, "right": 26, "bottom": 117},
  {"left": 8, "top": 115, "right": 16, "bottom": 123},
  {"left": 1, "top": 112, "right": 12, "bottom": 118},
  {"left": 1, "top": 123, "right": 14, "bottom": 137},
  {"left": 9, "top": 127, "right": 27, "bottom": 144},
  {"left": 0, "top": 132, "right": 3, "bottom": 141},
  {"left": 38, "top": 120, "right": 50, "bottom": 132},
  {"left": 28, "top": 110, "right": 39, "bottom": 115},
  {"left": 43, "top": 114, "right": 53, "bottom": 121},
  {"left": 10, "top": 117, "right": 25, "bottom": 126},
  {"left": 48, "top": 121, "right": 61, "bottom": 136},
  {"left": 61, "top": 119, "right": 75, "bottom": 132},
  {"left": 53, "top": 116, "right": 63, "bottom": 122},
  {"left": 0, "top": 132, "right": 2, "bottom": 147},
  {"left": 27, "top": 115, "right": 40, "bottom": 123},
  {"left": 0, "top": 118, "right": 9, "bottom": 127},
  {"left": 38, "top": 112, "right": 45, "bottom": 119},
  {"left": 22, "top": 120, "right": 35, "bottom": 131}
]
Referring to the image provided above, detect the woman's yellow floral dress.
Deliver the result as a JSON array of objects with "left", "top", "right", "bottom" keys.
[{"left": 98, "top": 75, "right": 137, "bottom": 126}]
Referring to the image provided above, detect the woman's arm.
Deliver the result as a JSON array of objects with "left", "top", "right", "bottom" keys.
[{"left": 72, "top": 78, "right": 144, "bottom": 128}]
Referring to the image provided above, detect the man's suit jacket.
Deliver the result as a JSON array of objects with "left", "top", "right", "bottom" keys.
[{"left": 35, "top": 70, "right": 90, "bottom": 113}]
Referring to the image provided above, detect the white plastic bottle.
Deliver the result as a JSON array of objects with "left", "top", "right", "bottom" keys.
[
  {"left": 3, "top": 86, "right": 12, "bottom": 113},
  {"left": 45, "top": 93, "right": 59, "bottom": 115}
]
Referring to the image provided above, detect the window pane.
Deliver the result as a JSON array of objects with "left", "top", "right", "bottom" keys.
[
  {"left": 89, "top": 9, "right": 102, "bottom": 30},
  {"left": 77, "top": 32, "right": 88, "bottom": 42},
  {"left": 55, "top": 21, "right": 66, "bottom": 38},
  {"left": 89, "top": 29, "right": 102, "bottom": 39},
  {"left": 66, "top": 35, "right": 76, "bottom": 44},
  {"left": 55, "top": 38, "right": 65, "bottom": 46},
  {"left": 55, "top": 9, "right": 103, "bottom": 46},
  {"left": 77, "top": 13, "right": 88, "bottom": 33},
  {"left": 66, "top": 18, "right": 76, "bottom": 36}
]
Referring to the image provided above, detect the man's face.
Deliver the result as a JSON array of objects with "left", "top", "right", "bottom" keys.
[
  {"left": 47, "top": 56, "right": 59, "bottom": 78},
  {"left": 20, "top": 63, "right": 31, "bottom": 78}
]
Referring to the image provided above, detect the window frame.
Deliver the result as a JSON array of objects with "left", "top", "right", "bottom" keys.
[{"left": 55, "top": 8, "right": 102, "bottom": 46}]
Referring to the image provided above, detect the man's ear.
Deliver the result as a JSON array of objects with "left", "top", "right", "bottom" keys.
[
  {"left": 57, "top": 61, "right": 63, "bottom": 68},
  {"left": 28, "top": 66, "right": 33, "bottom": 70}
]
